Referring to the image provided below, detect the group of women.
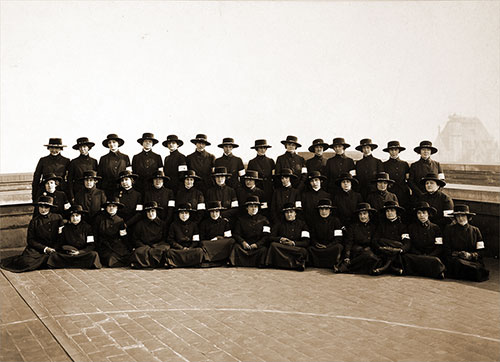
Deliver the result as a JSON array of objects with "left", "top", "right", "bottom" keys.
[{"left": 0, "top": 133, "right": 490, "bottom": 282}]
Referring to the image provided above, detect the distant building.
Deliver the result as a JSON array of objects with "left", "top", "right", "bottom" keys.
[{"left": 434, "top": 114, "right": 500, "bottom": 164}]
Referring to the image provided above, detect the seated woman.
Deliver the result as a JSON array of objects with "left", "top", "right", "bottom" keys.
[
  {"left": 372, "top": 201, "right": 410, "bottom": 276},
  {"left": 47, "top": 205, "right": 102, "bottom": 269},
  {"left": 267, "top": 203, "right": 310, "bottom": 271},
  {"left": 114, "top": 169, "right": 143, "bottom": 232},
  {"left": 418, "top": 173, "right": 454, "bottom": 230},
  {"left": 339, "top": 203, "right": 380, "bottom": 274},
  {"left": 229, "top": 196, "right": 270, "bottom": 267},
  {"left": 403, "top": 202, "right": 445, "bottom": 279},
  {"left": 35, "top": 173, "right": 71, "bottom": 217},
  {"left": 199, "top": 201, "right": 235, "bottom": 267},
  {"left": 74, "top": 170, "right": 107, "bottom": 224},
  {"left": 271, "top": 168, "right": 301, "bottom": 224},
  {"left": 129, "top": 201, "right": 169, "bottom": 269},
  {"left": 443, "top": 204, "right": 489, "bottom": 282},
  {"left": 308, "top": 199, "right": 344, "bottom": 269},
  {"left": 175, "top": 170, "right": 206, "bottom": 224},
  {"left": 144, "top": 169, "right": 175, "bottom": 227},
  {"left": 205, "top": 167, "right": 239, "bottom": 224},
  {"left": 93, "top": 199, "right": 130, "bottom": 267},
  {"left": 1, "top": 196, "right": 63, "bottom": 272},
  {"left": 166, "top": 203, "right": 204, "bottom": 268}
]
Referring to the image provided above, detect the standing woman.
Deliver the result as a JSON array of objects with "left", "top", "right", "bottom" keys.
[
  {"left": 74, "top": 170, "right": 107, "bottom": 224},
  {"left": 144, "top": 169, "right": 175, "bottom": 226},
  {"left": 275, "top": 135, "right": 307, "bottom": 191},
  {"left": 333, "top": 173, "right": 363, "bottom": 227},
  {"left": 382, "top": 141, "right": 411, "bottom": 212},
  {"left": 408, "top": 140, "right": 444, "bottom": 199},
  {"left": 186, "top": 134, "right": 216, "bottom": 195},
  {"left": 247, "top": 139, "right": 275, "bottom": 208},
  {"left": 354, "top": 138, "right": 383, "bottom": 199},
  {"left": 162, "top": 135, "right": 187, "bottom": 195},
  {"left": 215, "top": 137, "right": 245, "bottom": 191},
  {"left": 67, "top": 137, "right": 98, "bottom": 203},
  {"left": 98, "top": 134, "right": 131, "bottom": 199},
  {"left": 325, "top": 137, "right": 355, "bottom": 196},
  {"left": 32, "top": 138, "right": 70, "bottom": 202},
  {"left": 305, "top": 138, "right": 329, "bottom": 175},
  {"left": 132, "top": 132, "right": 163, "bottom": 196},
  {"left": 419, "top": 173, "right": 454, "bottom": 230},
  {"left": 175, "top": 170, "right": 206, "bottom": 224},
  {"left": 271, "top": 168, "right": 302, "bottom": 224}
]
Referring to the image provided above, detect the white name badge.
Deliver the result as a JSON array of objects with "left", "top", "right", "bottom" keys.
[
  {"left": 224, "top": 230, "right": 232, "bottom": 237},
  {"left": 168, "top": 200, "right": 175, "bottom": 207},
  {"left": 178, "top": 165, "right": 188, "bottom": 172},
  {"left": 238, "top": 169, "right": 246, "bottom": 176},
  {"left": 58, "top": 226, "right": 64, "bottom": 234},
  {"left": 438, "top": 173, "right": 445, "bottom": 180},
  {"left": 301, "top": 230, "right": 310, "bottom": 238},
  {"left": 119, "top": 229, "right": 127, "bottom": 236},
  {"left": 261, "top": 202, "right": 268, "bottom": 209},
  {"left": 263, "top": 226, "right": 271, "bottom": 233},
  {"left": 87, "top": 235, "right": 94, "bottom": 243},
  {"left": 334, "top": 230, "right": 343, "bottom": 237},
  {"left": 231, "top": 200, "right": 239, "bottom": 208},
  {"left": 197, "top": 203, "right": 206, "bottom": 210},
  {"left": 443, "top": 210, "right": 453, "bottom": 217},
  {"left": 64, "top": 203, "right": 71, "bottom": 210},
  {"left": 295, "top": 201, "right": 302, "bottom": 208},
  {"left": 434, "top": 237, "right": 443, "bottom": 245},
  {"left": 350, "top": 170, "right": 356, "bottom": 176},
  {"left": 136, "top": 204, "right": 143, "bottom": 211},
  {"left": 193, "top": 234, "right": 200, "bottom": 241},
  {"left": 301, "top": 167, "right": 308, "bottom": 174},
  {"left": 401, "top": 233, "right": 410, "bottom": 239},
  {"left": 476, "top": 241, "right": 485, "bottom": 249}
]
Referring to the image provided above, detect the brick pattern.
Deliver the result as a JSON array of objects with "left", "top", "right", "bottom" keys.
[{"left": 1, "top": 265, "right": 499, "bottom": 362}]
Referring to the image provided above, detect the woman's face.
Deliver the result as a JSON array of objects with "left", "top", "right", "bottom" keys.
[
  {"left": 417, "top": 210, "right": 429, "bottom": 223},
  {"left": 45, "top": 180, "right": 57, "bottom": 193},
  {"left": 106, "top": 204, "right": 118, "bottom": 216},
  {"left": 179, "top": 211, "right": 190, "bottom": 222},
  {"left": 358, "top": 211, "right": 370, "bottom": 223},
  {"left": 184, "top": 177, "right": 194, "bottom": 189},
  {"left": 285, "top": 209, "right": 296, "bottom": 221},
  {"left": 425, "top": 180, "right": 439, "bottom": 193},
  {"left": 319, "top": 208, "right": 331, "bottom": 218},
  {"left": 385, "top": 208, "right": 398, "bottom": 220},
  {"left": 153, "top": 178, "right": 164, "bottom": 189},
  {"left": 79, "top": 145, "right": 89, "bottom": 156},
  {"left": 39, "top": 205, "right": 51, "bottom": 216},
  {"left": 247, "top": 205, "right": 258, "bottom": 216},
  {"left": 146, "top": 209, "right": 157, "bottom": 220},
  {"left": 70, "top": 213, "right": 82, "bottom": 225}
]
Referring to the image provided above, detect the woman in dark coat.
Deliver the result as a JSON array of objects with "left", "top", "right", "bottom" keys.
[
  {"left": 333, "top": 173, "right": 363, "bottom": 227},
  {"left": 229, "top": 196, "right": 271, "bottom": 267},
  {"left": 418, "top": 173, "right": 454, "bottom": 230},
  {"left": 143, "top": 170, "right": 175, "bottom": 226},
  {"left": 129, "top": 201, "right": 169, "bottom": 268},
  {"left": 338, "top": 203, "right": 379, "bottom": 274},
  {"left": 267, "top": 203, "right": 310, "bottom": 271},
  {"left": 301, "top": 171, "right": 331, "bottom": 228},
  {"left": 403, "top": 202, "right": 445, "bottom": 279},
  {"left": 35, "top": 173, "right": 70, "bottom": 217},
  {"left": 74, "top": 170, "right": 107, "bottom": 224},
  {"left": 308, "top": 199, "right": 344, "bottom": 269},
  {"left": 47, "top": 205, "right": 102, "bottom": 269},
  {"left": 271, "top": 168, "right": 301, "bottom": 224},
  {"left": 1, "top": 196, "right": 64, "bottom": 272},
  {"left": 247, "top": 139, "right": 275, "bottom": 207},
  {"left": 175, "top": 170, "right": 206, "bottom": 224},
  {"left": 166, "top": 203, "right": 204, "bottom": 268},
  {"left": 443, "top": 205, "right": 489, "bottom": 282}
]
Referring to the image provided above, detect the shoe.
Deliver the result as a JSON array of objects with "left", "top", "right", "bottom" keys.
[{"left": 390, "top": 266, "right": 403, "bottom": 276}]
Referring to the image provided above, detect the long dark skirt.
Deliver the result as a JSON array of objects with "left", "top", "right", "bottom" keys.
[
  {"left": 229, "top": 244, "right": 268, "bottom": 267},
  {"left": 201, "top": 237, "right": 235, "bottom": 263},
  {"left": 47, "top": 250, "right": 102, "bottom": 269},
  {"left": 266, "top": 242, "right": 308, "bottom": 270},
  {"left": 346, "top": 246, "right": 380, "bottom": 274},
  {"left": 445, "top": 256, "right": 489, "bottom": 282},
  {"left": 166, "top": 248, "right": 204, "bottom": 268},
  {"left": 98, "top": 240, "right": 131, "bottom": 268},
  {"left": 0, "top": 247, "right": 48, "bottom": 273},
  {"left": 402, "top": 254, "right": 445, "bottom": 279},
  {"left": 130, "top": 243, "right": 170, "bottom": 268},
  {"left": 374, "top": 239, "right": 404, "bottom": 273},
  {"left": 308, "top": 243, "right": 343, "bottom": 268}
]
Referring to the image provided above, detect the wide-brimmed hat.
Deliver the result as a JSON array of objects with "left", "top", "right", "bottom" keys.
[
  {"left": 150, "top": 169, "right": 170, "bottom": 181},
  {"left": 72, "top": 137, "right": 95, "bottom": 150},
  {"left": 380, "top": 200, "right": 405, "bottom": 213},
  {"left": 250, "top": 139, "right": 272, "bottom": 149},
  {"left": 34, "top": 195, "right": 57, "bottom": 208},
  {"left": 282, "top": 202, "right": 300, "bottom": 212},
  {"left": 420, "top": 173, "right": 446, "bottom": 188},
  {"left": 218, "top": 137, "right": 239, "bottom": 148},
  {"left": 355, "top": 138, "right": 378, "bottom": 152},
  {"left": 330, "top": 137, "right": 351, "bottom": 149},
  {"left": 41, "top": 173, "right": 63, "bottom": 184},
  {"left": 102, "top": 198, "right": 124, "bottom": 209},
  {"left": 137, "top": 132, "right": 159, "bottom": 145},
  {"left": 191, "top": 134, "right": 211, "bottom": 146},
  {"left": 451, "top": 204, "right": 476, "bottom": 217},
  {"left": 413, "top": 201, "right": 437, "bottom": 216},
  {"left": 162, "top": 135, "right": 184, "bottom": 148},
  {"left": 180, "top": 170, "right": 201, "bottom": 180},
  {"left": 273, "top": 168, "right": 298, "bottom": 180},
  {"left": 335, "top": 173, "right": 359, "bottom": 186},
  {"left": 281, "top": 135, "right": 301, "bottom": 148},
  {"left": 414, "top": 140, "right": 438, "bottom": 154},
  {"left": 206, "top": 200, "right": 225, "bottom": 211},
  {"left": 316, "top": 198, "right": 336, "bottom": 209},
  {"left": 102, "top": 134, "right": 125, "bottom": 148},
  {"left": 143, "top": 201, "right": 163, "bottom": 211},
  {"left": 68, "top": 204, "right": 88, "bottom": 215},
  {"left": 79, "top": 170, "right": 101, "bottom": 181},
  {"left": 244, "top": 195, "right": 261, "bottom": 206},
  {"left": 308, "top": 138, "right": 329, "bottom": 152},
  {"left": 177, "top": 203, "right": 193, "bottom": 212},
  {"left": 118, "top": 169, "right": 138, "bottom": 180},
  {"left": 211, "top": 166, "right": 232, "bottom": 178},
  {"left": 242, "top": 170, "right": 262, "bottom": 181},
  {"left": 44, "top": 138, "right": 66, "bottom": 148},
  {"left": 383, "top": 140, "right": 406, "bottom": 153},
  {"left": 354, "top": 202, "right": 377, "bottom": 214},
  {"left": 371, "top": 172, "right": 394, "bottom": 184},
  {"left": 307, "top": 170, "right": 327, "bottom": 181}
]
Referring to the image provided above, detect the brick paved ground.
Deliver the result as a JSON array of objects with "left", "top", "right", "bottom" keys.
[{"left": 1, "top": 259, "right": 499, "bottom": 362}]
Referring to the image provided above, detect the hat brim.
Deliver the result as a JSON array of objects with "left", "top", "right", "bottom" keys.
[
  {"left": 282, "top": 207, "right": 300, "bottom": 212},
  {"left": 414, "top": 206, "right": 437, "bottom": 216},
  {"left": 308, "top": 175, "right": 327, "bottom": 182},
  {"left": 218, "top": 143, "right": 239, "bottom": 148},
  {"left": 177, "top": 208, "right": 193, "bottom": 212},
  {"left": 191, "top": 139, "right": 211, "bottom": 146},
  {"left": 150, "top": 175, "right": 170, "bottom": 181},
  {"left": 381, "top": 205, "right": 405, "bottom": 213},
  {"left": 371, "top": 178, "right": 395, "bottom": 184},
  {"left": 102, "top": 138, "right": 125, "bottom": 147},
  {"left": 355, "top": 208, "right": 377, "bottom": 214},
  {"left": 308, "top": 144, "right": 329, "bottom": 153},
  {"left": 244, "top": 202, "right": 261, "bottom": 206},
  {"left": 317, "top": 205, "right": 336, "bottom": 209},
  {"left": 79, "top": 175, "right": 102, "bottom": 181},
  {"left": 383, "top": 146, "right": 406, "bottom": 152},
  {"left": 207, "top": 207, "right": 226, "bottom": 211},
  {"left": 137, "top": 138, "right": 159, "bottom": 145},
  {"left": 72, "top": 142, "right": 95, "bottom": 150},
  {"left": 69, "top": 209, "right": 89, "bottom": 215},
  {"left": 43, "top": 176, "right": 63, "bottom": 183},
  {"left": 452, "top": 211, "right": 476, "bottom": 216},
  {"left": 103, "top": 202, "right": 124, "bottom": 208},
  {"left": 144, "top": 206, "right": 164, "bottom": 211},
  {"left": 250, "top": 145, "right": 272, "bottom": 149},
  {"left": 181, "top": 175, "right": 201, "bottom": 180},
  {"left": 420, "top": 178, "right": 446, "bottom": 187},
  {"left": 355, "top": 144, "right": 378, "bottom": 151},
  {"left": 34, "top": 202, "right": 58, "bottom": 208},
  {"left": 162, "top": 139, "right": 184, "bottom": 147},
  {"left": 335, "top": 177, "right": 359, "bottom": 186},
  {"left": 281, "top": 140, "right": 302, "bottom": 148},
  {"left": 44, "top": 144, "right": 66, "bottom": 148},
  {"left": 242, "top": 176, "right": 263, "bottom": 181},
  {"left": 119, "top": 174, "right": 138, "bottom": 180},
  {"left": 330, "top": 143, "right": 351, "bottom": 149},
  {"left": 414, "top": 146, "right": 438, "bottom": 154},
  {"left": 211, "top": 173, "right": 232, "bottom": 178},
  {"left": 273, "top": 173, "right": 298, "bottom": 180}
]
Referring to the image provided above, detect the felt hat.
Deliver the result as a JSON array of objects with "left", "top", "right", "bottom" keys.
[
  {"left": 244, "top": 195, "right": 261, "bottom": 206},
  {"left": 102, "top": 198, "right": 124, "bottom": 209},
  {"left": 34, "top": 195, "right": 57, "bottom": 208},
  {"left": 273, "top": 168, "right": 298, "bottom": 180},
  {"left": 102, "top": 134, "right": 125, "bottom": 148},
  {"left": 137, "top": 132, "right": 159, "bottom": 145},
  {"left": 380, "top": 200, "right": 405, "bottom": 213},
  {"left": 218, "top": 137, "right": 239, "bottom": 148},
  {"left": 383, "top": 140, "right": 406, "bottom": 152},
  {"left": 420, "top": 173, "right": 446, "bottom": 188},
  {"left": 281, "top": 135, "right": 301, "bottom": 148},
  {"left": 143, "top": 201, "right": 163, "bottom": 211},
  {"left": 206, "top": 201, "right": 225, "bottom": 211},
  {"left": 211, "top": 166, "right": 232, "bottom": 178},
  {"left": 335, "top": 173, "right": 359, "bottom": 186},
  {"left": 451, "top": 204, "right": 476, "bottom": 216},
  {"left": 316, "top": 198, "right": 336, "bottom": 209},
  {"left": 190, "top": 134, "right": 211, "bottom": 146},
  {"left": 250, "top": 139, "right": 272, "bottom": 149},
  {"left": 413, "top": 201, "right": 437, "bottom": 216},
  {"left": 241, "top": 170, "right": 262, "bottom": 181},
  {"left": 72, "top": 137, "right": 95, "bottom": 150},
  {"left": 118, "top": 169, "right": 138, "bottom": 180},
  {"left": 162, "top": 135, "right": 184, "bottom": 148},
  {"left": 414, "top": 140, "right": 438, "bottom": 154},
  {"left": 41, "top": 173, "right": 63, "bottom": 184},
  {"left": 80, "top": 170, "right": 101, "bottom": 181},
  {"left": 371, "top": 172, "right": 394, "bottom": 184},
  {"left": 44, "top": 138, "right": 66, "bottom": 148},
  {"left": 177, "top": 203, "right": 193, "bottom": 212},
  {"left": 282, "top": 202, "right": 300, "bottom": 212},
  {"left": 68, "top": 204, "right": 88, "bottom": 215},
  {"left": 330, "top": 137, "right": 351, "bottom": 149},
  {"left": 150, "top": 169, "right": 170, "bottom": 181},
  {"left": 354, "top": 202, "right": 377, "bottom": 214},
  {"left": 307, "top": 170, "right": 327, "bottom": 181},
  {"left": 180, "top": 170, "right": 201, "bottom": 180},
  {"left": 355, "top": 138, "right": 378, "bottom": 152},
  {"left": 308, "top": 138, "right": 329, "bottom": 152}
]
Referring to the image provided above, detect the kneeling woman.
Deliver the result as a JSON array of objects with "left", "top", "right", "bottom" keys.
[
  {"left": 47, "top": 205, "right": 102, "bottom": 269},
  {"left": 229, "top": 196, "right": 271, "bottom": 267},
  {"left": 166, "top": 203, "right": 204, "bottom": 267},
  {"left": 267, "top": 203, "right": 310, "bottom": 271},
  {"left": 1, "top": 196, "right": 63, "bottom": 272},
  {"left": 129, "top": 201, "right": 169, "bottom": 268}
]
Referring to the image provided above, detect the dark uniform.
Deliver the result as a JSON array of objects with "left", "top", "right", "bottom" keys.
[
  {"left": 164, "top": 150, "right": 187, "bottom": 195},
  {"left": 114, "top": 186, "right": 143, "bottom": 229},
  {"left": 186, "top": 134, "right": 216, "bottom": 194},
  {"left": 383, "top": 158, "right": 410, "bottom": 210},
  {"left": 144, "top": 186, "right": 175, "bottom": 226},
  {"left": 301, "top": 186, "right": 331, "bottom": 228},
  {"left": 271, "top": 183, "right": 301, "bottom": 225},
  {"left": 247, "top": 139, "right": 275, "bottom": 207},
  {"left": 132, "top": 150, "right": 163, "bottom": 195},
  {"left": 366, "top": 190, "right": 398, "bottom": 212},
  {"left": 32, "top": 154, "right": 70, "bottom": 201},
  {"left": 98, "top": 150, "right": 131, "bottom": 198},
  {"left": 419, "top": 189, "right": 454, "bottom": 230},
  {"left": 215, "top": 139, "right": 245, "bottom": 191},
  {"left": 199, "top": 204, "right": 235, "bottom": 265},
  {"left": 334, "top": 188, "right": 363, "bottom": 227},
  {"left": 67, "top": 154, "right": 98, "bottom": 202},
  {"left": 325, "top": 154, "right": 356, "bottom": 196},
  {"left": 35, "top": 189, "right": 70, "bottom": 218},
  {"left": 275, "top": 152, "right": 307, "bottom": 191},
  {"left": 74, "top": 184, "right": 107, "bottom": 223},
  {"left": 93, "top": 206, "right": 129, "bottom": 268},
  {"left": 175, "top": 172, "right": 206, "bottom": 224},
  {"left": 355, "top": 155, "right": 383, "bottom": 199}
]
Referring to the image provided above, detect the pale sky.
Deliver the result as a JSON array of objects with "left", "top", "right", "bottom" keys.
[{"left": 1, "top": 1, "right": 499, "bottom": 173}]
